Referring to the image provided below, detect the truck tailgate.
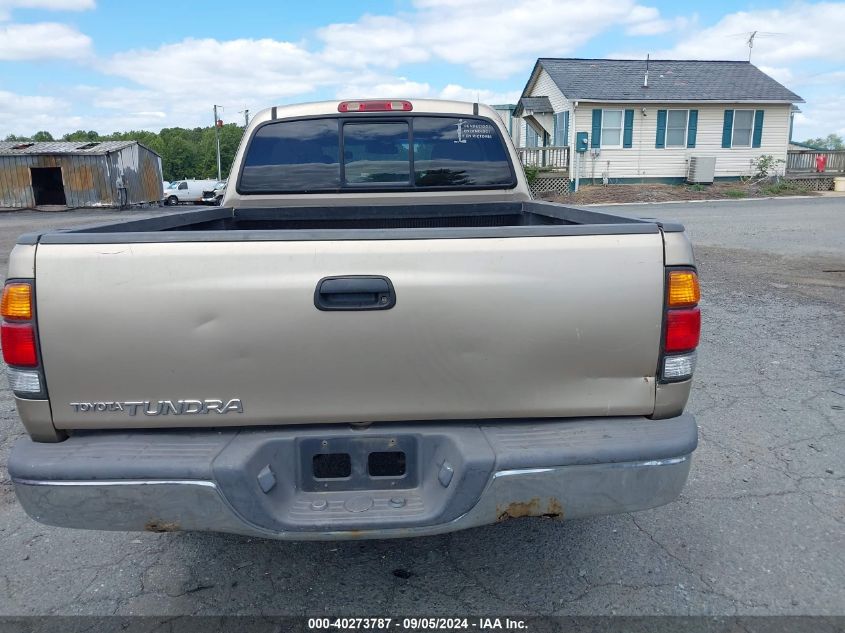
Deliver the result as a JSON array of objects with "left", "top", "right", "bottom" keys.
[{"left": 35, "top": 234, "right": 664, "bottom": 429}]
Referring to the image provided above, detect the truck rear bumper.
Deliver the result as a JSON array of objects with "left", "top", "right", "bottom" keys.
[{"left": 9, "top": 415, "right": 696, "bottom": 540}]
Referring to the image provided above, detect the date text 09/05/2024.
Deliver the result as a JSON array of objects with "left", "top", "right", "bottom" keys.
[{"left": 307, "top": 618, "right": 528, "bottom": 630}]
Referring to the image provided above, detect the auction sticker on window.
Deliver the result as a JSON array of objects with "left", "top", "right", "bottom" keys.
[{"left": 455, "top": 119, "right": 496, "bottom": 142}]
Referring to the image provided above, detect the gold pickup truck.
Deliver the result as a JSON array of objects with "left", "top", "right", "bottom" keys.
[{"left": 3, "top": 99, "right": 700, "bottom": 540}]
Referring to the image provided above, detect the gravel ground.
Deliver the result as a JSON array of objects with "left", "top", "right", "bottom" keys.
[
  {"left": 550, "top": 182, "right": 818, "bottom": 205},
  {"left": 0, "top": 198, "right": 842, "bottom": 616}
]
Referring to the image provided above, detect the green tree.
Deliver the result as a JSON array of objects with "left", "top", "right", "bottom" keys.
[
  {"left": 62, "top": 130, "right": 101, "bottom": 142},
  {"left": 803, "top": 133, "right": 844, "bottom": 150},
  {"left": 9, "top": 121, "right": 247, "bottom": 181},
  {"left": 4, "top": 134, "right": 31, "bottom": 142}
]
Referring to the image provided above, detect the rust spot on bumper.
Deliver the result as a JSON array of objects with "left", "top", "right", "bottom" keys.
[
  {"left": 144, "top": 520, "right": 180, "bottom": 533},
  {"left": 497, "top": 497, "right": 563, "bottom": 522}
]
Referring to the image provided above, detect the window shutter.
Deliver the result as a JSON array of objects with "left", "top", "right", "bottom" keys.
[
  {"left": 552, "top": 114, "right": 558, "bottom": 146},
  {"left": 722, "top": 110, "right": 734, "bottom": 148},
  {"left": 591, "top": 109, "right": 602, "bottom": 148},
  {"left": 525, "top": 123, "right": 538, "bottom": 148},
  {"left": 687, "top": 110, "right": 698, "bottom": 148},
  {"left": 655, "top": 109, "right": 667, "bottom": 148},
  {"left": 623, "top": 109, "right": 634, "bottom": 148},
  {"left": 563, "top": 111, "right": 569, "bottom": 146},
  {"left": 752, "top": 110, "right": 764, "bottom": 148}
]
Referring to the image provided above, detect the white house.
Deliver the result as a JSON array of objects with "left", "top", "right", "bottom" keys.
[{"left": 511, "top": 58, "right": 804, "bottom": 184}]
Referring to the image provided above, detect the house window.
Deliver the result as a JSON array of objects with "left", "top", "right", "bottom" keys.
[
  {"left": 666, "top": 110, "right": 689, "bottom": 148},
  {"left": 732, "top": 110, "right": 754, "bottom": 147},
  {"left": 554, "top": 111, "right": 568, "bottom": 146},
  {"left": 601, "top": 110, "right": 623, "bottom": 148}
]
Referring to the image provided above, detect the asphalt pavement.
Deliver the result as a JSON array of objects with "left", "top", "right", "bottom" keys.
[{"left": 0, "top": 197, "right": 842, "bottom": 616}]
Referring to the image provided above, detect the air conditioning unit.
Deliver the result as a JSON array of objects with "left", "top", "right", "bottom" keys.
[{"left": 687, "top": 156, "right": 716, "bottom": 184}]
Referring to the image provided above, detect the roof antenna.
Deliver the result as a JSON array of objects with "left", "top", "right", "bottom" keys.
[
  {"left": 746, "top": 31, "right": 757, "bottom": 61},
  {"left": 727, "top": 31, "right": 783, "bottom": 62},
  {"left": 643, "top": 54, "right": 649, "bottom": 88}
]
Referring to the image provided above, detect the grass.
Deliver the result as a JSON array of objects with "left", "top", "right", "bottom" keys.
[
  {"left": 687, "top": 183, "right": 707, "bottom": 192},
  {"left": 759, "top": 180, "right": 810, "bottom": 196},
  {"left": 725, "top": 189, "right": 747, "bottom": 199}
]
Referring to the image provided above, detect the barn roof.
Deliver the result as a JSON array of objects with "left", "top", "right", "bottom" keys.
[{"left": 0, "top": 140, "right": 160, "bottom": 157}]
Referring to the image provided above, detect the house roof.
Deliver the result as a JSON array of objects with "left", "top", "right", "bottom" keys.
[
  {"left": 0, "top": 140, "right": 157, "bottom": 157},
  {"left": 529, "top": 58, "right": 803, "bottom": 103},
  {"left": 789, "top": 140, "right": 825, "bottom": 150},
  {"left": 516, "top": 96, "right": 554, "bottom": 115}
]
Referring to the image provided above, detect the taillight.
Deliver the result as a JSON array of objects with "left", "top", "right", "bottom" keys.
[
  {"left": 1, "top": 280, "right": 44, "bottom": 396},
  {"left": 338, "top": 100, "right": 413, "bottom": 112},
  {"left": 661, "top": 269, "right": 700, "bottom": 382},
  {"left": 665, "top": 307, "right": 701, "bottom": 352},
  {"left": 1, "top": 322, "right": 37, "bottom": 366}
]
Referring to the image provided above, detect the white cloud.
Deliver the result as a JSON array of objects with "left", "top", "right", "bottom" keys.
[
  {"left": 0, "top": 89, "right": 65, "bottom": 114},
  {"left": 0, "top": 0, "right": 93, "bottom": 20},
  {"left": 438, "top": 83, "right": 521, "bottom": 104},
  {"left": 99, "top": 37, "right": 337, "bottom": 125},
  {"left": 318, "top": 15, "right": 429, "bottom": 69},
  {"left": 0, "top": 89, "right": 78, "bottom": 134},
  {"left": 609, "top": 2, "right": 845, "bottom": 139},
  {"left": 793, "top": 96, "right": 845, "bottom": 141},
  {"left": 335, "top": 76, "right": 432, "bottom": 99},
  {"left": 14, "top": 0, "right": 841, "bottom": 140},
  {"left": 629, "top": 3, "right": 845, "bottom": 65},
  {"left": 625, "top": 15, "right": 690, "bottom": 36},
  {"left": 103, "top": 38, "right": 327, "bottom": 97},
  {"left": 0, "top": 88, "right": 180, "bottom": 136},
  {"left": 0, "top": 22, "right": 91, "bottom": 59},
  {"left": 757, "top": 65, "right": 794, "bottom": 85},
  {"left": 314, "top": 0, "right": 667, "bottom": 79},
  {"left": 2, "top": 0, "right": 701, "bottom": 132}
]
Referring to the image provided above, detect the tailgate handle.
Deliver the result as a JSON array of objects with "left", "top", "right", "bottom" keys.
[{"left": 315, "top": 276, "right": 396, "bottom": 311}]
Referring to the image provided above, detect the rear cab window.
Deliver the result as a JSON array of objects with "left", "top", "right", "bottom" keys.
[{"left": 239, "top": 116, "right": 515, "bottom": 194}]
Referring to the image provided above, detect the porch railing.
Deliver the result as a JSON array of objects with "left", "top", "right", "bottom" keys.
[
  {"left": 786, "top": 149, "right": 845, "bottom": 174},
  {"left": 516, "top": 146, "right": 569, "bottom": 170}
]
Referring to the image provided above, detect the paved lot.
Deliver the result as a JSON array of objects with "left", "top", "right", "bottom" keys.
[{"left": 0, "top": 198, "right": 842, "bottom": 616}]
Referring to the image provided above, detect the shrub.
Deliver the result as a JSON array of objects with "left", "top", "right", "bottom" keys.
[
  {"left": 523, "top": 166, "right": 540, "bottom": 185},
  {"left": 751, "top": 154, "right": 785, "bottom": 179},
  {"left": 760, "top": 180, "right": 809, "bottom": 196}
]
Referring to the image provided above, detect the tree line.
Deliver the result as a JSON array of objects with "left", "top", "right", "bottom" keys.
[
  {"left": 4, "top": 124, "right": 247, "bottom": 182},
  {"left": 801, "top": 133, "right": 844, "bottom": 150}
]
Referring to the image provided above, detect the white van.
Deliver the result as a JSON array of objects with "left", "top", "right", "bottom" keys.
[{"left": 163, "top": 180, "right": 219, "bottom": 205}]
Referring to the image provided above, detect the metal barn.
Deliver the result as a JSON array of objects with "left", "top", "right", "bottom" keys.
[{"left": 0, "top": 141, "right": 163, "bottom": 209}]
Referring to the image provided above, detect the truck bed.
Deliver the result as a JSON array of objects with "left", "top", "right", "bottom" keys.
[{"left": 21, "top": 201, "right": 682, "bottom": 244}]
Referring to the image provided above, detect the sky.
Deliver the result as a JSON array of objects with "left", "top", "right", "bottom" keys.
[{"left": 0, "top": 0, "right": 843, "bottom": 140}]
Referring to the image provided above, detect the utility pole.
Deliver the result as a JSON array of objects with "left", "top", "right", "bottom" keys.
[
  {"left": 213, "top": 104, "right": 222, "bottom": 181},
  {"left": 242, "top": 109, "right": 249, "bottom": 127}
]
